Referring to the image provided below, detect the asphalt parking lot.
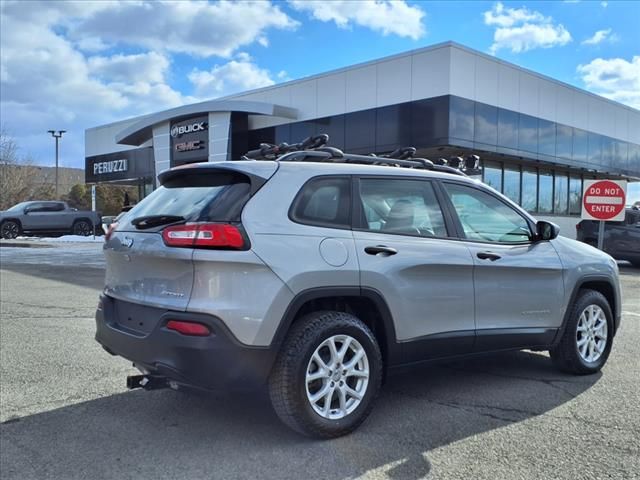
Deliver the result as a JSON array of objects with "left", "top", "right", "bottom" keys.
[{"left": 1, "top": 243, "right": 639, "bottom": 480}]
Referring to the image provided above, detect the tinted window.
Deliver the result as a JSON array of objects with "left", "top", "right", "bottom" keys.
[
  {"left": 376, "top": 104, "right": 411, "bottom": 149},
  {"left": 518, "top": 114, "right": 538, "bottom": 153},
  {"left": 474, "top": 103, "right": 498, "bottom": 146},
  {"left": 569, "top": 176, "right": 582, "bottom": 215},
  {"left": 538, "top": 119, "right": 556, "bottom": 157},
  {"left": 497, "top": 108, "right": 518, "bottom": 150},
  {"left": 121, "top": 172, "right": 251, "bottom": 228},
  {"left": 554, "top": 173, "right": 568, "bottom": 214},
  {"left": 588, "top": 132, "right": 602, "bottom": 165},
  {"left": 556, "top": 124, "right": 573, "bottom": 160},
  {"left": 345, "top": 110, "right": 375, "bottom": 151},
  {"left": 503, "top": 166, "right": 521, "bottom": 204},
  {"left": 291, "top": 177, "right": 351, "bottom": 228},
  {"left": 449, "top": 96, "right": 475, "bottom": 141},
  {"left": 573, "top": 128, "right": 588, "bottom": 163},
  {"left": 358, "top": 179, "right": 447, "bottom": 237},
  {"left": 522, "top": 169, "right": 538, "bottom": 212},
  {"left": 483, "top": 161, "right": 502, "bottom": 191},
  {"left": 538, "top": 170, "right": 553, "bottom": 214},
  {"left": 444, "top": 183, "right": 531, "bottom": 243},
  {"left": 315, "top": 115, "right": 345, "bottom": 150},
  {"left": 411, "top": 96, "right": 449, "bottom": 146}
]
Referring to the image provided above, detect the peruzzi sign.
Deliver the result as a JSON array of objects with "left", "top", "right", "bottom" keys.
[
  {"left": 93, "top": 159, "right": 128, "bottom": 175},
  {"left": 171, "top": 121, "right": 207, "bottom": 138},
  {"left": 581, "top": 180, "right": 627, "bottom": 222}
]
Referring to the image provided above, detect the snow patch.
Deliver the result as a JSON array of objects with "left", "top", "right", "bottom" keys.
[{"left": 17, "top": 235, "right": 105, "bottom": 243}]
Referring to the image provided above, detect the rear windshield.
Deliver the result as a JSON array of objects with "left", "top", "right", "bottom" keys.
[{"left": 118, "top": 172, "right": 251, "bottom": 230}]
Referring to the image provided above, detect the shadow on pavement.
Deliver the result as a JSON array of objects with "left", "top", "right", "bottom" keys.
[
  {"left": 0, "top": 350, "right": 600, "bottom": 480},
  {"left": 1, "top": 264, "right": 105, "bottom": 291}
]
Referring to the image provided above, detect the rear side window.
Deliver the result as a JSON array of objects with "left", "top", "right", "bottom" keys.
[
  {"left": 120, "top": 171, "right": 251, "bottom": 229},
  {"left": 290, "top": 176, "right": 351, "bottom": 228},
  {"left": 357, "top": 178, "right": 448, "bottom": 237}
]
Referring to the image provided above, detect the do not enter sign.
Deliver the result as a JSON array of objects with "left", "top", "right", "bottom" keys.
[{"left": 581, "top": 180, "right": 627, "bottom": 222}]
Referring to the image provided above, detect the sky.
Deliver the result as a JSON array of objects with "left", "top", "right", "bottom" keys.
[{"left": 1, "top": 0, "right": 639, "bottom": 199}]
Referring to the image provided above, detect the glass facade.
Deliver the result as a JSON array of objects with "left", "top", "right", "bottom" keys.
[{"left": 246, "top": 94, "right": 639, "bottom": 186}]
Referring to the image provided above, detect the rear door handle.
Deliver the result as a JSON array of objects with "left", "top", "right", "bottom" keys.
[
  {"left": 477, "top": 252, "right": 501, "bottom": 261},
  {"left": 365, "top": 245, "right": 398, "bottom": 256}
]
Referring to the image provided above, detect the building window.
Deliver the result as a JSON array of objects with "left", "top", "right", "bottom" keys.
[
  {"left": 554, "top": 173, "right": 568, "bottom": 214},
  {"left": 573, "top": 128, "right": 588, "bottom": 163},
  {"left": 588, "top": 132, "right": 602, "bottom": 165},
  {"left": 449, "top": 96, "right": 475, "bottom": 142},
  {"left": 482, "top": 161, "right": 502, "bottom": 192},
  {"left": 503, "top": 166, "right": 521, "bottom": 204},
  {"left": 518, "top": 114, "right": 538, "bottom": 154},
  {"left": 474, "top": 103, "right": 498, "bottom": 146},
  {"left": 497, "top": 108, "right": 518, "bottom": 150},
  {"left": 556, "top": 124, "right": 573, "bottom": 160},
  {"left": 522, "top": 168, "right": 537, "bottom": 212},
  {"left": 569, "top": 176, "right": 582, "bottom": 215},
  {"left": 538, "top": 119, "right": 556, "bottom": 157},
  {"left": 538, "top": 170, "right": 553, "bottom": 214}
]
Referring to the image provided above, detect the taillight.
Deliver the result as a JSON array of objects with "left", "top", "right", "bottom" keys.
[
  {"left": 166, "top": 320, "right": 210, "bottom": 336},
  {"left": 105, "top": 222, "right": 118, "bottom": 241},
  {"left": 162, "top": 223, "right": 245, "bottom": 249}
]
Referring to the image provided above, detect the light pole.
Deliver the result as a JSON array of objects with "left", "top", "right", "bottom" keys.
[{"left": 48, "top": 130, "right": 66, "bottom": 197}]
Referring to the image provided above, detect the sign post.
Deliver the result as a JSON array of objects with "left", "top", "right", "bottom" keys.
[
  {"left": 91, "top": 185, "right": 97, "bottom": 239},
  {"left": 581, "top": 180, "right": 627, "bottom": 251}
]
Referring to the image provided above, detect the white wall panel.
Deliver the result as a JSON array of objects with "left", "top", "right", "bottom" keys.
[
  {"left": 572, "top": 90, "right": 589, "bottom": 130},
  {"left": 614, "top": 108, "right": 629, "bottom": 140},
  {"left": 555, "top": 84, "right": 573, "bottom": 126},
  {"left": 411, "top": 47, "right": 450, "bottom": 100},
  {"left": 538, "top": 79, "right": 556, "bottom": 122},
  {"left": 449, "top": 47, "right": 475, "bottom": 100},
  {"left": 497, "top": 64, "right": 519, "bottom": 111},
  {"left": 345, "top": 65, "right": 377, "bottom": 112},
  {"left": 629, "top": 111, "right": 640, "bottom": 144},
  {"left": 317, "top": 73, "right": 346, "bottom": 117},
  {"left": 518, "top": 72, "right": 539, "bottom": 117},
  {"left": 376, "top": 56, "right": 411, "bottom": 107},
  {"left": 587, "top": 97, "right": 609, "bottom": 134},
  {"left": 290, "top": 80, "right": 317, "bottom": 120},
  {"left": 474, "top": 56, "right": 499, "bottom": 106}
]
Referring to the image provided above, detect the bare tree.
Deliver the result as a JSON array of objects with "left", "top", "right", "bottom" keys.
[{"left": 0, "top": 127, "right": 45, "bottom": 210}]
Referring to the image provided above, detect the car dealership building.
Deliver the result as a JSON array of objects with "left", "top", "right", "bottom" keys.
[{"left": 85, "top": 41, "right": 640, "bottom": 236}]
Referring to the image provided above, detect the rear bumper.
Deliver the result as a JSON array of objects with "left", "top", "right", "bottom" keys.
[{"left": 95, "top": 295, "right": 277, "bottom": 391}]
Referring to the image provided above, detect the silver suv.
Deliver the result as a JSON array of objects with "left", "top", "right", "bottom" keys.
[{"left": 96, "top": 140, "right": 621, "bottom": 438}]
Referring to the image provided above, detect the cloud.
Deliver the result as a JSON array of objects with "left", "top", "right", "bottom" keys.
[
  {"left": 289, "top": 0, "right": 426, "bottom": 40},
  {"left": 0, "top": 0, "right": 295, "bottom": 167},
  {"left": 581, "top": 28, "right": 619, "bottom": 45},
  {"left": 188, "top": 54, "right": 276, "bottom": 99},
  {"left": 577, "top": 56, "right": 640, "bottom": 109},
  {"left": 71, "top": 1, "right": 298, "bottom": 58},
  {"left": 484, "top": 2, "right": 572, "bottom": 54}
]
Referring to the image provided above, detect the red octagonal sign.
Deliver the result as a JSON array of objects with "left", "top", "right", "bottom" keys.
[{"left": 581, "top": 180, "right": 627, "bottom": 222}]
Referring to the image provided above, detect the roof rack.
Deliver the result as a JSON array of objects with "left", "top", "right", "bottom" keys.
[{"left": 240, "top": 134, "right": 482, "bottom": 177}]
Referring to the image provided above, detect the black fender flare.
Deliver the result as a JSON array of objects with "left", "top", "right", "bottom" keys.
[{"left": 269, "top": 286, "right": 400, "bottom": 365}]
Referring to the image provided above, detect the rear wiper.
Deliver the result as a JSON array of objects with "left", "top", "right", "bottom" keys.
[{"left": 131, "top": 215, "right": 185, "bottom": 230}]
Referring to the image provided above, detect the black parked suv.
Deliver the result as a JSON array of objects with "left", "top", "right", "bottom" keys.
[{"left": 576, "top": 208, "right": 640, "bottom": 267}]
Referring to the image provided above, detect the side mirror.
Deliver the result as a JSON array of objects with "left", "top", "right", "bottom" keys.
[
  {"left": 23, "top": 207, "right": 32, "bottom": 214},
  {"left": 536, "top": 220, "right": 560, "bottom": 241}
]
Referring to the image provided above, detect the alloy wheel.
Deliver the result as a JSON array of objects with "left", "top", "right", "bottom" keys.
[
  {"left": 305, "top": 334, "right": 370, "bottom": 420},
  {"left": 576, "top": 304, "right": 608, "bottom": 363}
]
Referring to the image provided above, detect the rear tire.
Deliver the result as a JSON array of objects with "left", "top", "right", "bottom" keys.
[
  {"left": 1, "top": 220, "right": 21, "bottom": 239},
  {"left": 549, "top": 289, "right": 613, "bottom": 375},
  {"left": 268, "top": 311, "right": 382, "bottom": 438},
  {"left": 73, "top": 220, "right": 92, "bottom": 236}
]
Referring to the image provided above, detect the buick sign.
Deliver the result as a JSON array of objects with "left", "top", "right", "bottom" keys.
[
  {"left": 93, "top": 159, "right": 128, "bottom": 175},
  {"left": 171, "top": 122, "right": 208, "bottom": 138}
]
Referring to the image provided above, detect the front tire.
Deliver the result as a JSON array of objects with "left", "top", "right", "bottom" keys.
[
  {"left": 550, "top": 289, "right": 613, "bottom": 375},
  {"left": 269, "top": 311, "right": 382, "bottom": 438},
  {"left": 1, "top": 220, "right": 21, "bottom": 239}
]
